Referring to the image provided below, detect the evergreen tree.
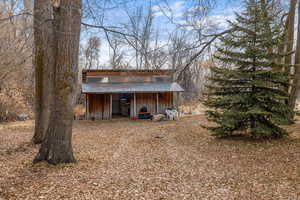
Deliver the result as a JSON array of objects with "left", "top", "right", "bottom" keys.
[{"left": 204, "top": 0, "right": 293, "bottom": 139}]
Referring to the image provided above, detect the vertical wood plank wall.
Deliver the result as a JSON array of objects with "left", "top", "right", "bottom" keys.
[
  {"left": 135, "top": 93, "right": 157, "bottom": 114},
  {"left": 88, "top": 92, "right": 174, "bottom": 120},
  {"left": 88, "top": 94, "right": 111, "bottom": 120},
  {"left": 158, "top": 92, "right": 173, "bottom": 113},
  {"left": 130, "top": 92, "right": 173, "bottom": 118}
]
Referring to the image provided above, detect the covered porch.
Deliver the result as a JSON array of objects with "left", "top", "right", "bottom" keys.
[{"left": 82, "top": 82, "right": 184, "bottom": 120}]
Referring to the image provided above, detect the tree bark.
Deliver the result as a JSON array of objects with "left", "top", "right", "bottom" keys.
[
  {"left": 32, "top": 0, "right": 53, "bottom": 144},
  {"left": 289, "top": 0, "right": 300, "bottom": 110},
  {"left": 33, "top": 0, "right": 82, "bottom": 165},
  {"left": 260, "top": 0, "right": 274, "bottom": 61},
  {"left": 278, "top": 0, "right": 296, "bottom": 111},
  {"left": 284, "top": 0, "right": 296, "bottom": 69}
]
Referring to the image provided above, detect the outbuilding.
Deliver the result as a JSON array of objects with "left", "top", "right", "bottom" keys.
[{"left": 82, "top": 69, "right": 184, "bottom": 120}]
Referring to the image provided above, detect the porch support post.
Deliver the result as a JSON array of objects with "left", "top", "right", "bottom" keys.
[
  {"left": 86, "top": 94, "right": 89, "bottom": 120},
  {"left": 110, "top": 94, "right": 112, "bottom": 120},
  {"left": 156, "top": 93, "right": 159, "bottom": 114},
  {"left": 172, "top": 92, "right": 175, "bottom": 107},
  {"left": 176, "top": 92, "right": 179, "bottom": 109},
  {"left": 134, "top": 93, "right": 136, "bottom": 118}
]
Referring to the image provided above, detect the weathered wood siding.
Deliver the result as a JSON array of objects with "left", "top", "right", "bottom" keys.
[
  {"left": 129, "top": 92, "right": 174, "bottom": 118},
  {"left": 86, "top": 71, "right": 171, "bottom": 76},
  {"left": 87, "top": 92, "right": 174, "bottom": 120},
  {"left": 86, "top": 75, "right": 171, "bottom": 83},
  {"left": 136, "top": 93, "right": 157, "bottom": 114},
  {"left": 88, "top": 94, "right": 111, "bottom": 120},
  {"left": 83, "top": 70, "right": 172, "bottom": 84},
  {"left": 158, "top": 92, "right": 173, "bottom": 113}
]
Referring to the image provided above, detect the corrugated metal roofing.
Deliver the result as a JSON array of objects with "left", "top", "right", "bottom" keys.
[{"left": 82, "top": 82, "right": 184, "bottom": 93}]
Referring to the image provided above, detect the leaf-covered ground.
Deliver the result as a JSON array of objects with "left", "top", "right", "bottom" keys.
[{"left": 0, "top": 116, "right": 299, "bottom": 200}]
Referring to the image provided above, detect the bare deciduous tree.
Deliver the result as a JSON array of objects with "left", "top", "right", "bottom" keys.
[
  {"left": 289, "top": 0, "right": 300, "bottom": 109},
  {"left": 284, "top": 0, "right": 296, "bottom": 70},
  {"left": 84, "top": 36, "right": 101, "bottom": 69},
  {"left": 32, "top": 0, "right": 53, "bottom": 144},
  {"left": 34, "top": 0, "right": 82, "bottom": 165},
  {"left": 0, "top": 0, "right": 33, "bottom": 121}
]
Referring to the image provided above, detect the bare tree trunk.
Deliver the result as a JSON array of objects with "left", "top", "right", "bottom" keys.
[
  {"left": 284, "top": 0, "right": 296, "bottom": 70},
  {"left": 34, "top": 0, "right": 82, "bottom": 165},
  {"left": 277, "top": 0, "right": 296, "bottom": 112},
  {"left": 289, "top": 0, "right": 300, "bottom": 110},
  {"left": 32, "top": 0, "right": 53, "bottom": 144},
  {"left": 261, "top": 0, "right": 273, "bottom": 55}
]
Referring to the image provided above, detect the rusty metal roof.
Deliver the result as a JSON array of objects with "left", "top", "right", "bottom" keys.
[{"left": 82, "top": 82, "right": 184, "bottom": 93}]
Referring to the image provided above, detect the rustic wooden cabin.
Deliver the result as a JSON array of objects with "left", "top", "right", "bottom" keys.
[{"left": 81, "top": 69, "right": 184, "bottom": 120}]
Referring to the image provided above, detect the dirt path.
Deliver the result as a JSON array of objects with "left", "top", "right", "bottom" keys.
[{"left": 0, "top": 116, "right": 300, "bottom": 199}]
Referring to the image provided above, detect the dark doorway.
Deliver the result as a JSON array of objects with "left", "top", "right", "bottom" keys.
[{"left": 112, "top": 94, "right": 131, "bottom": 118}]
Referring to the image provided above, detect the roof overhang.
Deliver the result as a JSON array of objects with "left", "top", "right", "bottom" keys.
[{"left": 82, "top": 82, "right": 184, "bottom": 94}]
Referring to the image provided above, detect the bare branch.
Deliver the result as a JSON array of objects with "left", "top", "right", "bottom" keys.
[
  {"left": 81, "top": 22, "right": 137, "bottom": 38},
  {"left": 176, "top": 28, "right": 235, "bottom": 81},
  {"left": 0, "top": 12, "right": 32, "bottom": 23}
]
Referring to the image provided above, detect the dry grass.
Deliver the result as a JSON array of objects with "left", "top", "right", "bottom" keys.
[
  {"left": 178, "top": 103, "right": 206, "bottom": 115},
  {"left": 0, "top": 116, "right": 300, "bottom": 200}
]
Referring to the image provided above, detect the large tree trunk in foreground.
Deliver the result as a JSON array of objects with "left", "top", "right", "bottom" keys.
[
  {"left": 32, "top": 0, "right": 53, "bottom": 144},
  {"left": 34, "top": 0, "right": 82, "bottom": 165},
  {"left": 289, "top": 0, "right": 300, "bottom": 110}
]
